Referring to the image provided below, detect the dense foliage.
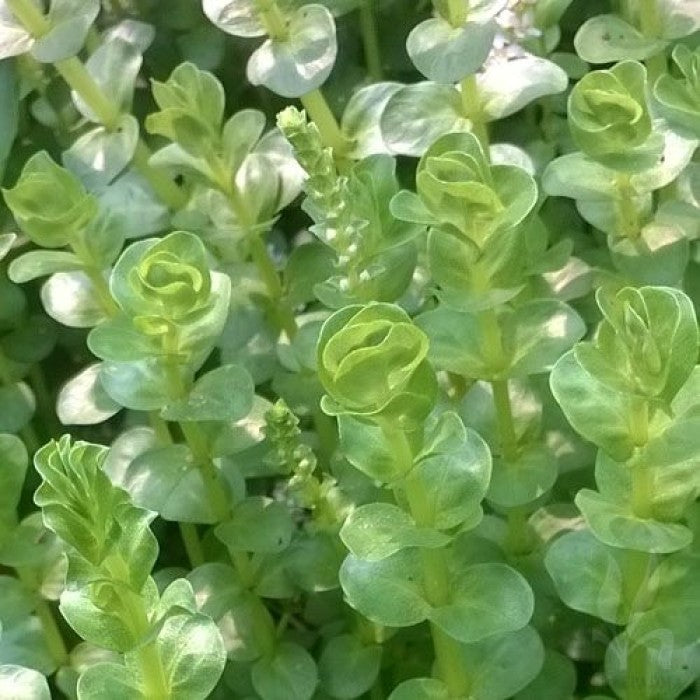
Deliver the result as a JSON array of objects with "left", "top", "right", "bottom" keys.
[{"left": 0, "top": 0, "right": 699, "bottom": 698}]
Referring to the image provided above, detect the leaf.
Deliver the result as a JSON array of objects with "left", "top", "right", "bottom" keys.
[
  {"left": 0, "top": 382, "right": 35, "bottom": 434},
  {"left": 161, "top": 364, "right": 254, "bottom": 422},
  {"left": 121, "top": 444, "right": 223, "bottom": 524},
  {"left": 63, "top": 116, "right": 139, "bottom": 188},
  {"left": 31, "top": 0, "right": 100, "bottom": 63},
  {"left": 487, "top": 444, "right": 558, "bottom": 508},
  {"left": 389, "top": 678, "right": 449, "bottom": 700},
  {"left": 575, "top": 489, "right": 693, "bottom": 554},
  {"left": 406, "top": 17, "right": 495, "bottom": 84},
  {"left": 459, "top": 626, "right": 545, "bottom": 700},
  {"left": 318, "top": 634, "right": 381, "bottom": 699},
  {"left": 77, "top": 662, "right": 143, "bottom": 700},
  {"left": 202, "top": 0, "right": 265, "bottom": 38},
  {"left": 0, "top": 665, "right": 51, "bottom": 699},
  {"left": 8, "top": 250, "right": 82, "bottom": 283},
  {"left": 340, "top": 503, "right": 450, "bottom": 561},
  {"left": 0, "top": 6, "right": 33, "bottom": 59},
  {"left": 341, "top": 82, "right": 402, "bottom": 159},
  {"left": 251, "top": 641, "right": 318, "bottom": 700},
  {"left": 0, "top": 434, "right": 27, "bottom": 539},
  {"left": 215, "top": 497, "right": 294, "bottom": 553},
  {"left": 98, "top": 359, "right": 173, "bottom": 411},
  {"left": 515, "top": 650, "right": 577, "bottom": 700},
  {"left": 574, "top": 15, "right": 667, "bottom": 64},
  {"left": 545, "top": 529, "right": 631, "bottom": 624},
  {"left": 0, "top": 616, "right": 56, "bottom": 675},
  {"left": 41, "top": 271, "right": 107, "bottom": 328},
  {"left": 156, "top": 612, "right": 226, "bottom": 699},
  {"left": 479, "top": 54, "right": 568, "bottom": 120},
  {"left": 247, "top": 5, "right": 337, "bottom": 98},
  {"left": 339, "top": 549, "right": 430, "bottom": 627},
  {"left": 55, "top": 362, "right": 120, "bottom": 426},
  {"left": 428, "top": 563, "right": 534, "bottom": 644},
  {"left": 380, "top": 83, "right": 467, "bottom": 157},
  {"left": 0, "top": 59, "right": 18, "bottom": 180}
]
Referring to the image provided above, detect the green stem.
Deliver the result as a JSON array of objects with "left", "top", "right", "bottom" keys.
[
  {"left": 446, "top": 0, "right": 467, "bottom": 26},
  {"left": 7, "top": 0, "right": 186, "bottom": 212},
  {"left": 178, "top": 523, "right": 205, "bottom": 568},
  {"left": 20, "top": 422, "right": 40, "bottom": 456},
  {"left": 638, "top": 0, "right": 666, "bottom": 83},
  {"left": 460, "top": 75, "right": 489, "bottom": 154},
  {"left": 16, "top": 568, "right": 68, "bottom": 665},
  {"left": 254, "top": 0, "right": 289, "bottom": 40},
  {"left": 491, "top": 380, "right": 517, "bottom": 461},
  {"left": 382, "top": 424, "right": 471, "bottom": 696},
  {"left": 179, "top": 421, "right": 230, "bottom": 521},
  {"left": 299, "top": 90, "right": 347, "bottom": 155},
  {"left": 312, "top": 406, "right": 337, "bottom": 467},
  {"left": 359, "top": 1, "right": 383, "bottom": 80},
  {"left": 615, "top": 174, "right": 641, "bottom": 239}
]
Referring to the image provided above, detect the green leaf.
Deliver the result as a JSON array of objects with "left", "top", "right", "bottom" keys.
[
  {"left": 202, "top": 0, "right": 265, "bottom": 38},
  {"left": 0, "top": 434, "right": 28, "bottom": 538},
  {"left": 428, "top": 562, "right": 534, "bottom": 644},
  {"left": 479, "top": 55, "right": 568, "bottom": 121},
  {"left": 8, "top": 250, "right": 82, "bottom": 283},
  {"left": 247, "top": 5, "right": 337, "bottom": 98},
  {"left": 0, "top": 616, "right": 56, "bottom": 675},
  {"left": 155, "top": 612, "right": 226, "bottom": 699},
  {"left": 251, "top": 641, "right": 318, "bottom": 700},
  {"left": 31, "top": 0, "right": 100, "bottom": 63},
  {"left": 161, "top": 364, "right": 254, "bottom": 422},
  {"left": 0, "top": 383, "right": 35, "bottom": 434},
  {"left": 575, "top": 489, "right": 693, "bottom": 554},
  {"left": 77, "top": 662, "right": 143, "bottom": 700},
  {"left": 56, "top": 363, "right": 121, "bottom": 426},
  {"left": 459, "top": 626, "right": 544, "bottom": 700},
  {"left": 41, "top": 271, "right": 107, "bottom": 328},
  {"left": 515, "top": 650, "right": 577, "bottom": 700},
  {"left": 215, "top": 496, "right": 293, "bottom": 553},
  {"left": 545, "top": 529, "right": 632, "bottom": 624},
  {"left": 574, "top": 15, "right": 667, "bottom": 64},
  {"left": 0, "top": 10, "right": 33, "bottom": 60},
  {"left": 406, "top": 17, "right": 495, "bottom": 84},
  {"left": 121, "top": 444, "right": 223, "bottom": 524},
  {"left": 340, "top": 549, "right": 429, "bottom": 627},
  {"left": 98, "top": 359, "right": 173, "bottom": 411},
  {"left": 389, "top": 678, "right": 449, "bottom": 700},
  {"left": 0, "top": 664, "right": 51, "bottom": 699},
  {"left": 340, "top": 503, "right": 450, "bottom": 561},
  {"left": 63, "top": 116, "right": 139, "bottom": 188},
  {"left": 487, "top": 444, "right": 558, "bottom": 508},
  {"left": 318, "top": 634, "right": 381, "bottom": 699},
  {"left": 0, "top": 60, "right": 18, "bottom": 180},
  {"left": 380, "top": 83, "right": 466, "bottom": 156}
]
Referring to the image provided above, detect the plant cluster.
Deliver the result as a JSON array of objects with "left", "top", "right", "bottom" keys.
[{"left": 0, "top": 0, "right": 698, "bottom": 699}]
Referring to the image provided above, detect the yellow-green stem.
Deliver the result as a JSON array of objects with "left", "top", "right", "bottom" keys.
[
  {"left": 254, "top": 0, "right": 289, "bottom": 40},
  {"left": 615, "top": 174, "right": 641, "bottom": 239},
  {"left": 638, "top": 0, "right": 666, "bottom": 83},
  {"left": 382, "top": 424, "right": 471, "bottom": 696},
  {"left": 16, "top": 568, "right": 68, "bottom": 666},
  {"left": 359, "top": 1, "right": 383, "bottom": 80},
  {"left": 299, "top": 89, "right": 347, "bottom": 155},
  {"left": 446, "top": 0, "right": 467, "bottom": 26},
  {"left": 460, "top": 75, "right": 489, "bottom": 154},
  {"left": 491, "top": 380, "right": 517, "bottom": 461},
  {"left": 179, "top": 523, "right": 205, "bottom": 568}
]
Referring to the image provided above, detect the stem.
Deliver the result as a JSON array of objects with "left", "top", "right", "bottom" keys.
[
  {"left": 638, "top": 0, "right": 666, "bottom": 83},
  {"left": 460, "top": 75, "right": 489, "bottom": 154},
  {"left": 299, "top": 90, "right": 347, "bottom": 155},
  {"left": 491, "top": 380, "right": 517, "bottom": 461},
  {"left": 359, "top": 1, "right": 383, "bottom": 80},
  {"left": 178, "top": 523, "right": 205, "bottom": 568},
  {"left": 312, "top": 406, "right": 337, "bottom": 466},
  {"left": 7, "top": 0, "right": 186, "bottom": 212},
  {"left": 254, "top": 0, "right": 289, "bottom": 40},
  {"left": 382, "top": 424, "right": 471, "bottom": 696},
  {"left": 446, "top": 0, "right": 467, "bottom": 26},
  {"left": 615, "top": 174, "right": 641, "bottom": 239},
  {"left": 626, "top": 641, "right": 649, "bottom": 700},
  {"left": 179, "top": 421, "right": 230, "bottom": 521},
  {"left": 16, "top": 568, "right": 68, "bottom": 665}
]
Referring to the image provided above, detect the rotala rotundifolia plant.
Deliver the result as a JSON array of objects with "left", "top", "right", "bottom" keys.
[{"left": 0, "top": 0, "right": 699, "bottom": 698}]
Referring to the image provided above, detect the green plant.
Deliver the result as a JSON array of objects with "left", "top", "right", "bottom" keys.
[{"left": 0, "top": 0, "right": 699, "bottom": 699}]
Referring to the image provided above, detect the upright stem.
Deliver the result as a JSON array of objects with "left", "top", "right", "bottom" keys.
[
  {"left": 638, "top": 0, "right": 666, "bottom": 83},
  {"left": 254, "top": 0, "right": 289, "bottom": 40},
  {"left": 491, "top": 380, "right": 517, "bottom": 461},
  {"left": 446, "top": 0, "right": 468, "bottom": 26},
  {"left": 299, "top": 90, "right": 347, "bottom": 155},
  {"left": 359, "top": 1, "right": 383, "bottom": 80},
  {"left": 460, "top": 75, "right": 489, "bottom": 154},
  {"left": 7, "top": 0, "right": 186, "bottom": 212},
  {"left": 382, "top": 423, "right": 471, "bottom": 696},
  {"left": 615, "top": 174, "right": 641, "bottom": 239}
]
